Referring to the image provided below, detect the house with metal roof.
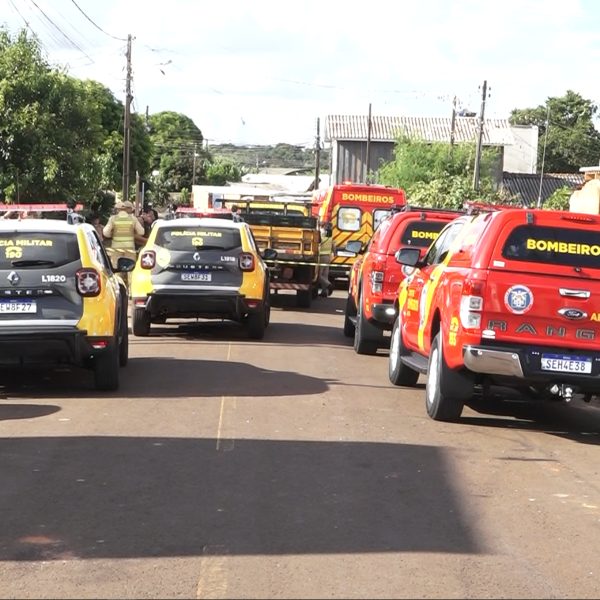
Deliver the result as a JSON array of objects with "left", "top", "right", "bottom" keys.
[
  {"left": 499, "top": 172, "right": 584, "bottom": 207},
  {"left": 324, "top": 114, "right": 539, "bottom": 185}
]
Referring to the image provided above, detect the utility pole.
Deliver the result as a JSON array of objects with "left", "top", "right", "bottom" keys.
[
  {"left": 472, "top": 80, "right": 487, "bottom": 192},
  {"left": 365, "top": 103, "right": 372, "bottom": 183},
  {"left": 314, "top": 117, "right": 320, "bottom": 191},
  {"left": 192, "top": 143, "right": 197, "bottom": 186},
  {"left": 450, "top": 96, "right": 457, "bottom": 146},
  {"left": 536, "top": 105, "right": 551, "bottom": 208},
  {"left": 121, "top": 34, "right": 133, "bottom": 203}
]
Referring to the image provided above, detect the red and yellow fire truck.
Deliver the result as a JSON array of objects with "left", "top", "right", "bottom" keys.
[{"left": 312, "top": 182, "right": 406, "bottom": 283}]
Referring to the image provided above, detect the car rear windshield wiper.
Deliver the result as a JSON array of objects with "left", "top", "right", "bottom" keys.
[{"left": 11, "top": 259, "right": 56, "bottom": 267}]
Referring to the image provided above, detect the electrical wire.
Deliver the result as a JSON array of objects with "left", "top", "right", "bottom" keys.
[
  {"left": 25, "top": 0, "right": 93, "bottom": 61},
  {"left": 68, "top": 0, "right": 127, "bottom": 42}
]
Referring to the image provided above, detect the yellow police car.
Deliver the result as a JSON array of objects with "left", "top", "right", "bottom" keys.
[
  {"left": 130, "top": 217, "right": 276, "bottom": 338},
  {"left": 0, "top": 216, "right": 134, "bottom": 390}
]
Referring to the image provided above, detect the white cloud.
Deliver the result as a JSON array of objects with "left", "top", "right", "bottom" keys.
[{"left": 2, "top": 0, "right": 599, "bottom": 143}]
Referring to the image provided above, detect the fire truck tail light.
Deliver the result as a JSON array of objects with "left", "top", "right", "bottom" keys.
[
  {"left": 370, "top": 270, "right": 384, "bottom": 293},
  {"left": 460, "top": 278, "right": 485, "bottom": 329},
  {"left": 239, "top": 253, "right": 255, "bottom": 271},
  {"left": 140, "top": 250, "right": 156, "bottom": 269},
  {"left": 76, "top": 268, "right": 101, "bottom": 297}
]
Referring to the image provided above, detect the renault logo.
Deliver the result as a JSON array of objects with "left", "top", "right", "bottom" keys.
[
  {"left": 558, "top": 308, "right": 587, "bottom": 320},
  {"left": 7, "top": 271, "right": 20, "bottom": 286},
  {"left": 193, "top": 252, "right": 201, "bottom": 261}
]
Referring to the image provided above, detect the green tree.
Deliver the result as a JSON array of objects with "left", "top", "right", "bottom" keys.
[
  {"left": 0, "top": 28, "right": 151, "bottom": 209},
  {"left": 147, "top": 111, "right": 207, "bottom": 191},
  {"left": 509, "top": 90, "right": 600, "bottom": 172},
  {"left": 378, "top": 135, "right": 507, "bottom": 209},
  {"left": 542, "top": 186, "right": 572, "bottom": 211},
  {"left": 205, "top": 157, "right": 246, "bottom": 185}
]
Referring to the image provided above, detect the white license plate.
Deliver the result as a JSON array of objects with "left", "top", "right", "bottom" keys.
[
  {"left": 0, "top": 300, "right": 37, "bottom": 314},
  {"left": 181, "top": 273, "right": 212, "bottom": 282},
  {"left": 541, "top": 354, "right": 592, "bottom": 374}
]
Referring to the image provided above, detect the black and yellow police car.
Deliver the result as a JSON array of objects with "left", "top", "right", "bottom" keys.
[
  {"left": 130, "top": 217, "right": 276, "bottom": 339},
  {"left": 0, "top": 214, "right": 134, "bottom": 390}
]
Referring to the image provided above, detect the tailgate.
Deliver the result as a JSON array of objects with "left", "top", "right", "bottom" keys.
[
  {"left": 483, "top": 268, "right": 600, "bottom": 350},
  {"left": 249, "top": 224, "right": 318, "bottom": 257}
]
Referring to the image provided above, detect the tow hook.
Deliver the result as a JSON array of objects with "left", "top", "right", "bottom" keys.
[{"left": 549, "top": 384, "right": 574, "bottom": 402}]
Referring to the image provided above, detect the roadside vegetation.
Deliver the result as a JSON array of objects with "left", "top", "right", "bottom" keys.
[{"left": 1, "top": 27, "right": 599, "bottom": 215}]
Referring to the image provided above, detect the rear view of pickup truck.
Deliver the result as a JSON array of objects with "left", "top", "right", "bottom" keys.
[{"left": 390, "top": 207, "right": 600, "bottom": 421}]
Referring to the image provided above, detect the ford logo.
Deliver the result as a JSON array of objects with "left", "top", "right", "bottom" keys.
[{"left": 558, "top": 308, "right": 587, "bottom": 320}]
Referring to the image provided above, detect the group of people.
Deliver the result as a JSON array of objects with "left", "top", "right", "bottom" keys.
[{"left": 98, "top": 201, "right": 158, "bottom": 271}]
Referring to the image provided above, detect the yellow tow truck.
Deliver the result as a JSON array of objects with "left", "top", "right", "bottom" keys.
[{"left": 231, "top": 196, "right": 321, "bottom": 308}]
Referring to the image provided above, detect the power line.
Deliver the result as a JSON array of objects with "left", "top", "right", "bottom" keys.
[
  {"left": 68, "top": 0, "right": 127, "bottom": 42},
  {"left": 25, "top": 0, "right": 93, "bottom": 62}
]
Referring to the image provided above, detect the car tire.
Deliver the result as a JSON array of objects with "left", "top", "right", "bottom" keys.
[
  {"left": 118, "top": 306, "right": 129, "bottom": 367},
  {"left": 132, "top": 307, "right": 151, "bottom": 337},
  {"left": 247, "top": 306, "right": 266, "bottom": 339},
  {"left": 343, "top": 295, "right": 357, "bottom": 338},
  {"left": 264, "top": 293, "right": 271, "bottom": 328},
  {"left": 353, "top": 292, "right": 381, "bottom": 355},
  {"left": 388, "top": 315, "right": 419, "bottom": 386},
  {"left": 94, "top": 343, "right": 119, "bottom": 391},
  {"left": 426, "top": 332, "right": 471, "bottom": 421}
]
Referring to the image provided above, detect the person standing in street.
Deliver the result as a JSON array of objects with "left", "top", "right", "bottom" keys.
[
  {"left": 103, "top": 200, "right": 144, "bottom": 283},
  {"left": 318, "top": 223, "right": 334, "bottom": 297}
]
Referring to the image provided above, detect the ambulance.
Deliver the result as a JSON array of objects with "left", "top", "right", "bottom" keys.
[{"left": 312, "top": 182, "right": 406, "bottom": 283}]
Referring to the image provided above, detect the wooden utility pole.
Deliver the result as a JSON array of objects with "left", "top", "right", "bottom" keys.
[
  {"left": 192, "top": 143, "right": 198, "bottom": 186},
  {"left": 314, "top": 118, "right": 320, "bottom": 191},
  {"left": 365, "top": 103, "right": 372, "bottom": 183},
  {"left": 472, "top": 80, "right": 487, "bottom": 192},
  {"left": 121, "top": 34, "right": 133, "bottom": 202},
  {"left": 450, "top": 96, "right": 457, "bottom": 146}
]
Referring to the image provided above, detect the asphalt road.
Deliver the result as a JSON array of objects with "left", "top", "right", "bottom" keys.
[{"left": 1, "top": 290, "right": 600, "bottom": 599}]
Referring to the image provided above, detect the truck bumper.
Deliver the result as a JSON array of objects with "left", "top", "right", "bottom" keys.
[{"left": 371, "top": 303, "right": 397, "bottom": 327}]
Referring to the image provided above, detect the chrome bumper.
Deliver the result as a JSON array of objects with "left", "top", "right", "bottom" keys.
[{"left": 463, "top": 345, "right": 524, "bottom": 378}]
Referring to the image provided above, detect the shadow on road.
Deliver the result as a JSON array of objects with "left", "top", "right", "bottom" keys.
[
  {"left": 0, "top": 404, "right": 61, "bottom": 421},
  {"left": 461, "top": 394, "right": 600, "bottom": 445},
  {"left": 0, "top": 436, "right": 483, "bottom": 561},
  {"left": 0, "top": 358, "right": 333, "bottom": 399}
]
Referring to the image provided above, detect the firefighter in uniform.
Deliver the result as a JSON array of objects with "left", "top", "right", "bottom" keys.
[
  {"left": 318, "top": 223, "right": 334, "bottom": 297},
  {"left": 103, "top": 200, "right": 144, "bottom": 287}
]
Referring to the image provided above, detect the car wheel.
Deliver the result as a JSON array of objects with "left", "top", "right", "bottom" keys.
[
  {"left": 343, "top": 295, "right": 357, "bottom": 338},
  {"left": 94, "top": 343, "right": 119, "bottom": 391},
  {"left": 132, "top": 307, "right": 151, "bottom": 337},
  {"left": 247, "top": 307, "right": 266, "bottom": 339},
  {"left": 264, "top": 293, "right": 271, "bottom": 328},
  {"left": 388, "top": 315, "right": 419, "bottom": 386},
  {"left": 426, "top": 332, "right": 471, "bottom": 421},
  {"left": 353, "top": 292, "right": 381, "bottom": 355},
  {"left": 118, "top": 306, "right": 129, "bottom": 367}
]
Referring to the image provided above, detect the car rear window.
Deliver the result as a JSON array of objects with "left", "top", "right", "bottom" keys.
[
  {"left": 502, "top": 224, "right": 600, "bottom": 268},
  {"left": 400, "top": 220, "right": 447, "bottom": 248},
  {"left": 0, "top": 231, "right": 80, "bottom": 268},
  {"left": 156, "top": 226, "right": 242, "bottom": 251}
]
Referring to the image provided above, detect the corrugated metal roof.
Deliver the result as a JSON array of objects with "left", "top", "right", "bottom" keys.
[
  {"left": 325, "top": 115, "right": 515, "bottom": 146},
  {"left": 500, "top": 172, "right": 584, "bottom": 206}
]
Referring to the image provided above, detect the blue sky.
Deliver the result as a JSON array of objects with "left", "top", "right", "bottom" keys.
[{"left": 2, "top": 0, "right": 599, "bottom": 146}]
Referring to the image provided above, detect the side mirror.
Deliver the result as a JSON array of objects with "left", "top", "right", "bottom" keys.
[
  {"left": 262, "top": 248, "right": 278, "bottom": 260},
  {"left": 116, "top": 257, "right": 136, "bottom": 272},
  {"left": 344, "top": 240, "right": 363, "bottom": 255},
  {"left": 395, "top": 247, "right": 422, "bottom": 267}
]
